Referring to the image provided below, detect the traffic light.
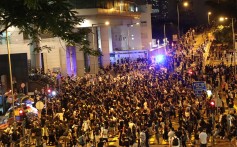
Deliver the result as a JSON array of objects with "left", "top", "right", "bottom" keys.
[
  {"left": 210, "top": 101, "right": 215, "bottom": 107},
  {"left": 19, "top": 110, "right": 23, "bottom": 115},
  {"left": 188, "top": 70, "right": 193, "bottom": 75},
  {"left": 210, "top": 100, "right": 215, "bottom": 113}
]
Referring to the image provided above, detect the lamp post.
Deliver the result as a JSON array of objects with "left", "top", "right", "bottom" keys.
[
  {"left": 208, "top": 12, "right": 212, "bottom": 25},
  {"left": 164, "top": 24, "right": 168, "bottom": 55},
  {"left": 6, "top": 29, "right": 15, "bottom": 122},
  {"left": 231, "top": 18, "right": 236, "bottom": 75},
  {"left": 177, "top": 3, "right": 180, "bottom": 39},
  {"left": 92, "top": 21, "right": 110, "bottom": 74},
  {"left": 177, "top": 1, "right": 189, "bottom": 39},
  {"left": 164, "top": 23, "right": 173, "bottom": 55},
  {"left": 164, "top": 24, "right": 166, "bottom": 45}
]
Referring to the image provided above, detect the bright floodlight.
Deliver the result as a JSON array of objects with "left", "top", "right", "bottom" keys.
[
  {"left": 155, "top": 55, "right": 164, "bottom": 63},
  {"left": 210, "top": 101, "right": 215, "bottom": 106},
  {"left": 52, "top": 91, "right": 56, "bottom": 96},
  {"left": 183, "top": 2, "right": 189, "bottom": 7},
  {"left": 207, "top": 90, "right": 212, "bottom": 97},
  {"left": 105, "top": 21, "right": 110, "bottom": 25},
  {"left": 219, "top": 17, "right": 225, "bottom": 22}
]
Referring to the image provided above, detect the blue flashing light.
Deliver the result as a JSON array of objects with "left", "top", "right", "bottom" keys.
[
  {"left": 52, "top": 91, "right": 56, "bottom": 96},
  {"left": 155, "top": 55, "right": 164, "bottom": 63}
]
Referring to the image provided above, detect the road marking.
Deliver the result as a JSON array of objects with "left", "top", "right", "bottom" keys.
[
  {"left": 150, "top": 136, "right": 155, "bottom": 144},
  {"left": 112, "top": 136, "right": 118, "bottom": 141},
  {"left": 109, "top": 136, "right": 118, "bottom": 146},
  {"left": 109, "top": 142, "right": 115, "bottom": 146},
  {"left": 162, "top": 140, "right": 168, "bottom": 144}
]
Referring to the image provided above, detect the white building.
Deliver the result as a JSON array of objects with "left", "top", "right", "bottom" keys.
[{"left": 0, "top": 3, "right": 152, "bottom": 77}]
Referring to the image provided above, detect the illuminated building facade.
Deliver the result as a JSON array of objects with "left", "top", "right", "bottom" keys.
[{"left": 0, "top": 0, "right": 152, "bottom": 77}]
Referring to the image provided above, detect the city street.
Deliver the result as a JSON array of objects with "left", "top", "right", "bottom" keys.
[
  {"left": 12, "top": 30, "right": 236, "bottom": 147},
  {"left": 1, "top": 1, "right": 237, "bottom": 147},
  {"left": 106, "top": 32, "right": 236, "bottom": 147}
]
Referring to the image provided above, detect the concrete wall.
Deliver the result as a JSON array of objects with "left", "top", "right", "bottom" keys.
[
  {"left": 140, "top": 4, "right": 153, "bottom": 50},
  {"left": 0, "top": 4, "right": 153, "bottom": 75},
  {"left": 0, "top": 28, "right": 68, "bottom": 76},
  {"left": 41, "top": 38, "right": 64, "bottom": 72},
  {"left": 112, "top": 25, "right": 142, "bottom": 50}
]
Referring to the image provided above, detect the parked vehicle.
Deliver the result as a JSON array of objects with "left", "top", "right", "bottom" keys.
[{"left": 0, "top": 103, "right": 38, "bottom": 126}]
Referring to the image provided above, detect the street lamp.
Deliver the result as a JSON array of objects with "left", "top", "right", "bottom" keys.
[
  {"left": 231, "top": 18, "right": 236, "bottom": 75},
  {"left": 92, "top": 21, "right": 110, "bottom": 74},
  {"left": 219, "top": 17, "right": 228, "bottom": 22},
  {"left": 208, "top": 12, "right": 212, "bottom": 25},
  {"left": 177, "top": 1, "right": 189, "bottom": 39},
  {"left": 183, "top": 2, "right": 189, "bottom": 7},
  {"left": 164, "top": 23, "right": 172, "bottom": 55}
]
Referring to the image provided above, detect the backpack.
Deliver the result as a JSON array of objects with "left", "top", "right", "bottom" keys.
[
  {"left": 172, "top": 137, "right": 179, "bottom": 146},
  {"left": 78, "top": 135, "right": 85, "bottom": 145}
]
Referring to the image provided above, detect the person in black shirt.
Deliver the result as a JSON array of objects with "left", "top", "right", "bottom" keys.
[
  {"left": 34, "top": 125, "right": 42, "bottom": 146},
  {"left": 1, "top": 131, "right": 10, "bottom": 147},
  {"left": 145, "top": 127, "right": 150, "bottom": 147},
  {"left": 12, "top": 128, "right": 21, "bottom": 146},
  {"left": 94, "top": 124, "right": 101, "bottom": 145}
]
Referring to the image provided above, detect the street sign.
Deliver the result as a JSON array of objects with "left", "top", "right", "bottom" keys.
[{"left": 193, "top": 81, "right": 207, "bottom": 96}]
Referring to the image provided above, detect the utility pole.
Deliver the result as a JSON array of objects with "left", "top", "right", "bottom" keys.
[
  {"left": 232, "top": 18, "right": 236, "bottom": 75},
  {"left": 177, "top": 3, "right": 180, "bottom": 39},
  {"left": 164, "top": 23, "right": 167, "bottom": 54},
  {"left": 6, "top": 29, "right": 15, "bottom": 122}
]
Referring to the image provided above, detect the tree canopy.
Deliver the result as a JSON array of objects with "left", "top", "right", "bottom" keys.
[
  {"left": 0, "top": 0, "right": 100, "bottom": 55},
  {"left": 213, "top": 26, "right": 232, "bottom": 46}
]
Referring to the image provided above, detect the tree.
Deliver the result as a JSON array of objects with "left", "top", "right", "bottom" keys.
[
  {"left": 0, "top": 0, "right": 100, "bottom": 56},
  {"left": 206, "top": 0, "right": 237, "bottom": 49},
  {"left": 213, "top": 26, "right": 232, "bottom": 47}
]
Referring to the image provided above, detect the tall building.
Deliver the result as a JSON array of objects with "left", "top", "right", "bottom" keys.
[
  {"left": 71, "top": 0, "right": 153, "bottom": 75},
  {"left": 0, "top": 0, "right": 152, "bottom": 77},
  {"left": 146, "top": 0, "right": 169, "bottom": 21}
]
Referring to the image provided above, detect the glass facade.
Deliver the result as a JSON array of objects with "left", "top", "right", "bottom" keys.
[{"left": 149, "top": 0, "right": 168, "bottom": 20}]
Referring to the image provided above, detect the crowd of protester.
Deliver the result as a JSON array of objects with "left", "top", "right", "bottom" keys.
[{"left": 0, "top": 26, "right": 237, "bottom": 147}]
